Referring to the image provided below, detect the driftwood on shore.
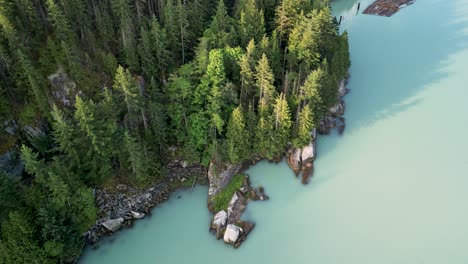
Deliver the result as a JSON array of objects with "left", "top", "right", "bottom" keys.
[{"left": 363, "top": 0, "right": 415, "bottom": 17}]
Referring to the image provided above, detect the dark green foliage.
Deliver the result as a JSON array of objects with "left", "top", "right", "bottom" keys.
[
  {"left": 225, "top": 106, "right": 249, "bottom": 163},
  {"left": 0, "top": 0, "right": 350, "bottom": 262}
]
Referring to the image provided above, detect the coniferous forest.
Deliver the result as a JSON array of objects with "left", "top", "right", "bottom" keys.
[{"left": 0, "top": 0, "right": 350, "bottom": 262}]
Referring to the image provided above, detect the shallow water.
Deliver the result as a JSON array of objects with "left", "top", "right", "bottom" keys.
[{"left": 80, "top": 0, "right": 468, "bottom": 263}]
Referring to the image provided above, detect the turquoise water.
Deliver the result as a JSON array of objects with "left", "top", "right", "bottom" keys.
[{"left": 81, "top": 0, "right": 468, "bottom": 263}]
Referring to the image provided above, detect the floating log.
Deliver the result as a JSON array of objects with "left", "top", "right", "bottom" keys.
[{"left": 363, "top": 0, "right": 415, "bottom": 17}]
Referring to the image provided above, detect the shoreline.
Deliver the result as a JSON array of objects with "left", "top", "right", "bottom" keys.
[{"left": 83, "top": 75, "right": 351, "bottom": 253}]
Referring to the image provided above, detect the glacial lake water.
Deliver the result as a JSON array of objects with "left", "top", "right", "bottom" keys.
[{"left": 80, "top": 0, "right": 468, "bottom": 263}]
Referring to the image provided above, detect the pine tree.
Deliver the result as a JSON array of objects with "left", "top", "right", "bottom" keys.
[
  {"left": 112, "top": 65, "right": 142, "bottom": 128},
  {"left": 238, "top": 50, "right": 255, "bottom": 104},
  {"left": 46, "top": 0, "right": 74, "bottom": 44},
  {"left": 138, "top": 26, "right": 157, "bottom": 79},
  {"left": 272, "top": 93, "right": 292, "bottom": 155},
  {"left": 175, "top": 0, "right": 190, "bottom": 63},
  {"left": 238, "top": 0, "right": 265, "bottom": 46},
  {"left": 255, "top": 53, "right": 276, "bottom": 111},
  {"left": 206, "top": 49, "right": 226, "bottom": 136},
  {"left": 255, "top": 113, "right": 275, "bottom": 159},
  {"left": 17, "top": 49, "right": 49, "bottom": 114},
  {"left": 292, "top": 103, "right": 314, "bottom": 148},
  {"left": 123, "top": 131, "right": 151, "bottom": 183},
  {"left": 112, "top": 0, "right": 138, "bottom": 70},
  {"left": 226, "top": 106, "right": 249, "bottom": 163},
  {"left": 204, "top": 0, "right": 236, "bottom": 49},
  {"left": 149, "top": 16, "right": 170, "bottom": 77},
  {"left": 1, "top": 211, "right": 51, "bottom": 264},
  {"left": 275, "top": 0, "right": 312, "bottom": 39},
  {"left": 288, "top": 11, "right": 320, "bottom": 71}
]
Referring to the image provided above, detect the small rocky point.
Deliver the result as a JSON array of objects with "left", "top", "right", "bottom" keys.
[
  {"left": 287, "top": 77, "right": 349, "bottom": 184},
  {"left": 209, "top": 170, "right": 268, "bottom": 248}
]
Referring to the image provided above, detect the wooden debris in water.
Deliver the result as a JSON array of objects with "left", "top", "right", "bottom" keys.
[{"left": 363, "top": 0, "right": 415, "bottom": 17}]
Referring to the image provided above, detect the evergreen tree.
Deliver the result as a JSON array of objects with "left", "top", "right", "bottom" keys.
[
  {"left": 112, "top": 0, "right": 138, "bottom": 70},
  {"left": 149, "top": 15, "right": 170, "bottom": 77},
  {"left": 204, "top": 0, "right": 236, "bottom": 49},
  {"left": 292, "top": 103, "right": 314, "bottom": 148},
  {"left": 123, "top": 131, "right": 151, "bottom": 183},
  {"left": 175, "top": 0, "right": 190, "bottom": 63},
  {"left": 1, "top": 211, "right": 51, "bottom": 264},
  {"left": 272, "top": 93, "right": 292, "bottom": 155},
  {"left": 238, "top": 0, "right": 265, "bottom": 46},
  {"left": 17, "top": 49, "right": 49, "bottom": 114},
  {"left": 255, "top": 53, "right": 276, "bottom": 111},
  {"left": 206, "top": 49, "right": 227, "bottom": 137},
  {"left": 225, "top": 106, "right": 249, "bottom": 163}
]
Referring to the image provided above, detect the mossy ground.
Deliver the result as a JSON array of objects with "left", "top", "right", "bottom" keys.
[{"left": 211, "top": 174, "right": 245, "bottom": 212}]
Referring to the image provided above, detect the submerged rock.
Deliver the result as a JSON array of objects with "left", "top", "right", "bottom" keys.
[{"left": 102, "top": 218, "right": 124, "bottom": 232}]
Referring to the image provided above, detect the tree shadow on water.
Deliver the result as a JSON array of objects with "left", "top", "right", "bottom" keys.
[{"left": 315, "top": 0, "right": 468, "bottom": 175}]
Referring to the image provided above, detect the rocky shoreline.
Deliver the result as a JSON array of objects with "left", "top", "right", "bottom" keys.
[
  {"left": 84, "top": 163, "right": 205, "bottom": 245},
  {"left": 83, "top": 76, "right": 350, "bottom": 250},
  {"left": 287, "top": 77, "right": 349, "bottom": 184}
]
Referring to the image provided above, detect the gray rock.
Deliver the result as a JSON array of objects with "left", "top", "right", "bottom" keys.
[
  {"left": 227, "top": 191, "right": 247, "bottom": 224},
  {"left": 212, "top": 210, "right": 227, "bottom": 229},
  {"left": 0, "top": 150, "right": 24, "bottom": 177},
  {"left": 48, "top": 68, "right": 78, "bottom": 107},
  {"left": 208, "top": 162, "right": 241, "bottom": 197},
  {"left": 4, "top": 120, "right": 17, "bottom": 135},
  {"left": 224, "top": 224, "right": 242, "bottom": 244},
  {"left": 287, "top": 148, "right": 302, "bottom": 175},
  {"left": 23, "top": 125, "right": 46, "bottom": 138},
  {"left": 301, "top": 135, "right": 316, "bottom": 164},
  {"left": 338, "top": 79, "right": 349, "bottom": 97},
  {"left": 330, "top": 99, "right": 345, "bottom": 117},
  {"left": 102, "top": 218, "right": 124, "bottom": 232},
  {"left": 130, "top": 211, "right": 145, "bottom": 219}
]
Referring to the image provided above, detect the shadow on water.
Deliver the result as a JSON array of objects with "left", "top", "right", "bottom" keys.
[{"left": 317, "top": 0, "right": 468, "bottom": 162}]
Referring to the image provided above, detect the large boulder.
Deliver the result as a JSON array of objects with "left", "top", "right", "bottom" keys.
[
  {"left": 287, "top": 148, "right": 302, "bottom": 176},
  {"left": 212, "top": 210, "right": 227, "bottom": 229},
  {"left": 208, "top": 161, "right": 241, "bottom": 197},
  {"left": 287, "top": 129, "right": 317, "bottom": 182},
  {"left": 301, "top": 130, "right": 317, "bottom": 163},
  {"left": 102, "top": 218, "right": 124, "bottom": 232},
  {"left": 224, "top": 224, "right": 242, "bottom": 244}
]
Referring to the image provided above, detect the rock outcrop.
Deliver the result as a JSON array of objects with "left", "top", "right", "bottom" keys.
[
  {"left": 227, "top": 191, "right": 247, "bottom": 224},
  {"left": 287, "top": 77, "right": 350, "bottom": 183},
  {"left": 48, "top": 68, "right": 79, "bottom": 108},
  {"left": 208, "top": 161, "right": 241, "bottom": 198},
  {"left": 102, "top": 218, "right": 124, "bottom": 232},
  {"left": 209, "top": 175, "right": 267, "bottom": 248},
  {"left": 224, "top": 224, "right": 242, "bottom": 244}
]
